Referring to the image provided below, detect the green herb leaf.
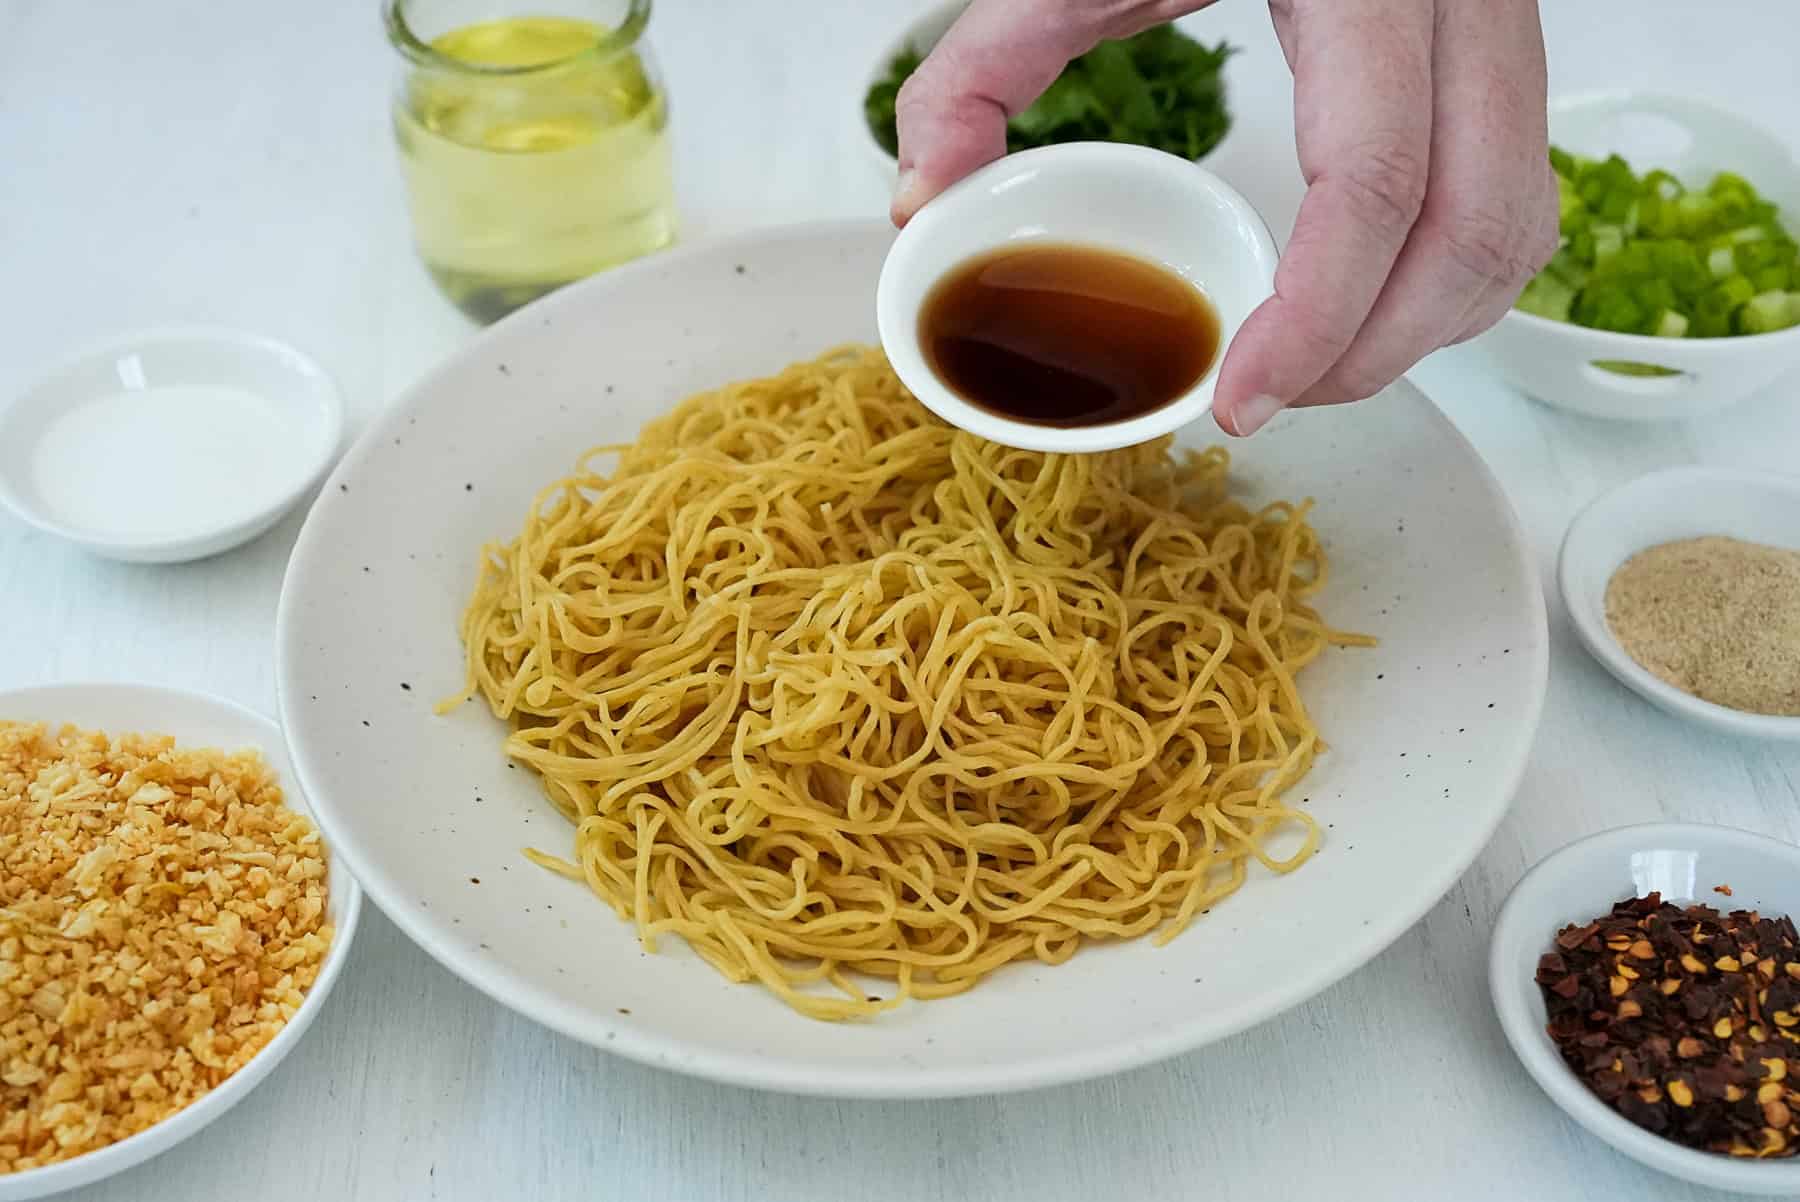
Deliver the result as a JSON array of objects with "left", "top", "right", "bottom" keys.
[
  {"left": 1008, "top": 73, "right": 1095, "bottom": 142},
  {"left": 1080, "top": 40, "right": 1158, "bottom": 133},
  {"left": 863, "top": 24, "right": 1232, "bottom": 161},
  {"left": 863, "top": 46, "right": 920, "bottom": 157}
]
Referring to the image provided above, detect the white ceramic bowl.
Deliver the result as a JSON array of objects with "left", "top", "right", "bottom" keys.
[
  {"left": 1491, "top": 822, "right": 1800, "bottom": 1195},
  {"left": 876, "top": 143, "right": 1277, "bottom": 452},
  {"left": 851, "top": 0, "right": 966, "bottom": 184},
  {"left": 1559, "top": 465, "right": 1800, "bottom": 741},
  {"left": 0, "top": 682, "right": 360, "bottom": 1201},
  {"left": 1479, "top": 92, "right": 1800, "bottom": 422},
  {"left": 0, "top": 328, "right": 344, "bottom": 563},
  {"left": 276, "top": 219, "right": 1547, "bottom": 1099}
]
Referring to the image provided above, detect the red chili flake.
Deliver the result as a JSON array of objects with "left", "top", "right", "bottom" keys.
[{"left": 1539, "top": 894, "right": 1800, "bottom": 1159}]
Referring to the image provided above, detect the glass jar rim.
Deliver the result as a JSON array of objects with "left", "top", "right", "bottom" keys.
[{"left": 383, "top": 0, "right": 651, "bottom": 75}]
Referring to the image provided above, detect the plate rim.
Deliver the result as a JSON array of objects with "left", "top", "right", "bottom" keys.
[
  {"left": 0, "top": 680, "right": 362, "bottom": 1199},
  {"left": 275, "top": 218, "right": 1549, "bottom": 1098}
]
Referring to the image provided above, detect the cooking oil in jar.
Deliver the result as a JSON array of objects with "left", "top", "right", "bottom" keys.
[{"left": 393, "top": 15, "right": 676, "bottom": 322}]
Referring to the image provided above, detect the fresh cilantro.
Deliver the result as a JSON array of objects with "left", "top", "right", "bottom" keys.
[
  {"left": 864, "top": 46, "right": 921, "bottom": 156},
  {"left": 863, "top": 25, "right": 1232, "bottom": 160}
]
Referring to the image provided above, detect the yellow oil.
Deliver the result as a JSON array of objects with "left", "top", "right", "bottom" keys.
[{"left": 394, "top": 16, "right": 676, "bottom": 321}]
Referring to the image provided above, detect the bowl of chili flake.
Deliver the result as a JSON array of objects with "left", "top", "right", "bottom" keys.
[{"left": 1492, "top": 822, "right": 1800, "bottom": 1195}]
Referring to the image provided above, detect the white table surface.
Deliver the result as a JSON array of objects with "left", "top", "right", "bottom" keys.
[{"left": 4, "top": 1, "right": 1799, "bottom": 1198}]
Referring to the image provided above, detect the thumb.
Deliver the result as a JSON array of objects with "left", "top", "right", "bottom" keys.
[{"left": 890, "top": 1, "right": 1096, "bottom": 226}]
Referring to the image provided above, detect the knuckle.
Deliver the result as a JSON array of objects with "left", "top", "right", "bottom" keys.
[
  {"left": 893, "top": 68, "right": 937, "bottom": 120},
  {"left": 1439, "top": 204, "right": 1536, "bottom": 282},
  {"left": 1530, "top": 224, "right": 1559, "bottom": 272},
  {"left": 1300, "top": 371, "right": 1382, "bottom": 409},
  {"left": 1269, "top": 283, "right": 1355, "bottom": 363},
  {"left": 1326, "top": 362, "right": 1396, "bottom": 405},
  {"left": 1336, "top": 138, "right": 1429, "bottom": 235}
]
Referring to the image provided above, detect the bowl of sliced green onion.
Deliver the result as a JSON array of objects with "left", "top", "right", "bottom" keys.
[{"left": 1482, "top": 92, "right": 1800, "bottom": 421}]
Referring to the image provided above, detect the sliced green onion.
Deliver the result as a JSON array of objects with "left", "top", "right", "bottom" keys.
[
  {"left": 1593, "top": 360, "right": 1682, "bottom": 377},
  {"left": 1520, "top": 146, "right": 1800, "bottom": 339},
  {"left": 1710, "top": 170, "right": 1755, "bottom": 198},
  {"left": 1642, "top": 169, "right": 1684, "bottom": 200},
  {"left": 1634, "top": 277, "right": 1678, "bottom": 314},
  {"left": 1545, "top": 247, "right": 1591, "bottom": 290},
  {"left": 1569, "top": 228, "right": 1597, "bottom": 265},
  {"left": 1517, "top": 273, "right": 1576, "bottom": 322},
  {"left": 1714, "top": 274, "right": 1758, "bottom": 309},
  {"left": 1673, "top": 193, "right": 1716, "bottom": 233},
  {"left": 1737, "top": 290, "right": 1800, "bottom": 334},
  {"left": 1557, "top": 175, "right": 1586, "bottom": 233},
  {"left": 1593, "top": 225, "right": 1626, "bottom": 265},
  {"left": 1752, "top": 264, "right": 1790, "bottom": 292}
]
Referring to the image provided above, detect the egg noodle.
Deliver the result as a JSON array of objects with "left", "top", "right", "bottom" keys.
[{"left": 445, "top": 345, "right": 1369, "bottom": 1019}]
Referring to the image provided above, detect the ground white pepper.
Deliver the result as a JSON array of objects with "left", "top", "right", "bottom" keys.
[{"left": 1604, "top": 535, "right": 1800, "bottom": 717}]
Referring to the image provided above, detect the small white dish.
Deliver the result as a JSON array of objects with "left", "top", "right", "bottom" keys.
[
  {"left": 876, "top": 143, "right": 1277, "bottom": 453},
  {"left": 0, "top": 328, "right": 344, "bottom": 563},
  {"left": 1558, "top": 465, "right": 1800, "bottom": 741},
  {"left": 1479, "top": 91, "right": 1800, "bottom": 422},
  {"left": 1491, "top": 822, "right": 1800, "bottom": 1196},
  {"left": 851, "top": 0, "right": 966, "bottom": 184},
  {"left": 0, "top": 681, "right": 360, "bottom": 1201}
]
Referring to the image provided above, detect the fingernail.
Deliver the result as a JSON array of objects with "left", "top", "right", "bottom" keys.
[
  {"left": 891, "top": 169, "right": 926, "bottom": 225},
  {"left": 1230, "top": 393, "right": 1286, "bottom": 437}
]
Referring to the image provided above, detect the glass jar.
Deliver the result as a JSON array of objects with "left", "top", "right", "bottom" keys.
[{"left": 385, "top": 0, "right": 677, "bottom": 322}]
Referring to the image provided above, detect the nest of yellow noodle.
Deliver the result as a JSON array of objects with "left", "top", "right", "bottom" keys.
[{"left": 451, "top": 345, "right": 1364, "bottom": 1019}]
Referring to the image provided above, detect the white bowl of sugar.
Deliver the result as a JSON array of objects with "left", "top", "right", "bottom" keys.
[{"left": 0, "top": 328, "right": 343, "bottom": 563}]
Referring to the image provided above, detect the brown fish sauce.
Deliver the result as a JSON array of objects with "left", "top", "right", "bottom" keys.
[{"left": 920, "top": 243, "right": 1219, "bottom": 428}]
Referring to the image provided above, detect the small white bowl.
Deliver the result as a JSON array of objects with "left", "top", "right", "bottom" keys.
[
  {"left": 1479, "top": 91, "right": 1800, "bottom": 422},
  {"left": 0, "top": 681, "right": 360, "bottom": 1201},
  {"left": 1558, "top": 466, "right": 1800, "bottom": 741},
  {"left": 876, "top": 142, "right": 1277, "bottom": 453},
  {"left": 851, "top": 0, "right": 967, "bottom": 184},
  {"left": 1491, "top": 822, "right": 1800, "bottom": 1195},
  {"left": 0, "top": 328, "right": 344, "bottom": 563}
]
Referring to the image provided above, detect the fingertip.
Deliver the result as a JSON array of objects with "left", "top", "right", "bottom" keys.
[
  {"left": 1212, "top": 402, "right": 1242, "bottom": 438},
  {"left": 890, "top": 169, "right": 927, "bottom": 228},
  {"left": 1230, "top": 393, "right": 1286, "bottom": 437}
]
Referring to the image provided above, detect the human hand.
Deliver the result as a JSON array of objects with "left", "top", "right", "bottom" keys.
[{"left": 890, "top": 0, "right": 1560, "bottom": 436}]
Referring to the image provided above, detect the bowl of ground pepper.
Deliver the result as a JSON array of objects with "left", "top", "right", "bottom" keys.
[
  {"left": 1559, "top": 466, "right": 1800, "bottom": 741},
  {"left": 1492, "top": 823, "right": 1800, "bottom": 1195}
]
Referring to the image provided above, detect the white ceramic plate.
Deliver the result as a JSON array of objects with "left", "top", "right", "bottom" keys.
[
  {"left": 0, "top": 682, "right": 360, "bottom": 1201},
  {"left": 1491, "top": 823, "right": 1800, "bottom": 1196},
  {"left": 275, "top": 220, "right": 1547, "bottom": 1098},
  {"left": 1559, "top": 466, "right": 1800, "bottom": 741}
]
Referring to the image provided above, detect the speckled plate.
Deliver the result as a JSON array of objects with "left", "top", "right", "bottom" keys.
[{"left": 275, "top": 220, "right": 1547, "bottom": 1098}]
